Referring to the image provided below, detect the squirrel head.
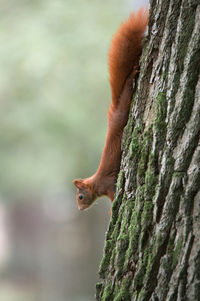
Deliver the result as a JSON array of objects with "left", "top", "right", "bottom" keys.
[{"left": 73, "top": 179, "right": 96, "bottom": 210}]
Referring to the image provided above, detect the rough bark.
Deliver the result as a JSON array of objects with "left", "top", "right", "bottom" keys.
[{"left": 95, "top": 0, "right": 200, "bottom": 300}]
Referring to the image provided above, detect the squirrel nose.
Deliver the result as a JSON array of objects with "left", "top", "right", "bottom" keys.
[{"left": 78, "top": 204, "right": 87, "bottom": 211}]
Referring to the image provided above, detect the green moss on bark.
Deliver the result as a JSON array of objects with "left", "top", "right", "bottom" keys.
[
  {"left": 154, "top": 92, "right": 167, "bottom": 146},
  {"left": 114, "top": 278, "right": 132, "bottom": 301},
  {"left": 99, "top": 239, "right": 115, "bottom": 278},
  {"left": 101, "top": 282, "right": 113, "bottom": 301},
  {"left": 129, "top": 125, "right": 143, "bottom": 158},
  {"left": 172, "top": 236, "right": 183, "bottom": 268}
]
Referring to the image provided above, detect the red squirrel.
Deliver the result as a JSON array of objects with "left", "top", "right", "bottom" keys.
[{"left": 73, "top": 9, "right": 148, "bottom": 210}]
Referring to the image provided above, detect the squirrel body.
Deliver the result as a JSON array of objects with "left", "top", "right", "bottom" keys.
[{"left": 73, "top": 9, "right": 148, "bottom": 210}]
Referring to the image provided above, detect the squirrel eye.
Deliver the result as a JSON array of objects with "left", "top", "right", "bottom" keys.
[{"left": 79, "top": 194, "right": 83, "bottom": 200}]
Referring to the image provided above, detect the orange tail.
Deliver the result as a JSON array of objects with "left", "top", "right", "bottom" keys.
[{"left": 108, "top": 8, "right": 148, "bottom": 105}]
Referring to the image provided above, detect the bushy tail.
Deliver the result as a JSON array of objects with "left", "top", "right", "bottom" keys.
[{"left": 108, "top": 8, "right": 148, "bottom": 105}]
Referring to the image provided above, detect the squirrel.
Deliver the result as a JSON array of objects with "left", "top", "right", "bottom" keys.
[{"left": 73, "top": 9, "right": 148, "bottom": 211}]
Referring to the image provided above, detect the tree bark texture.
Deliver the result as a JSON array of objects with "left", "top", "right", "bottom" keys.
[{"left": 96, "top": 0, "right": 200, "bottom": 300}]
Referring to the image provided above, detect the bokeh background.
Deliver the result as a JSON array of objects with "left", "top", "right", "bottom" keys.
[{"left": 0, "top": 1, "right": 147, "bottom": 300}]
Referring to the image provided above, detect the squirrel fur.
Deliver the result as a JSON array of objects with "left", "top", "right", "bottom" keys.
[{"left": 73, "top": 9, "right": 148, "bottom": 210}]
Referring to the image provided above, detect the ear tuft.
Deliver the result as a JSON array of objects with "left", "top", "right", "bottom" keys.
[{"left": 73, "top": 179, "right": 87, "bottom": 190}]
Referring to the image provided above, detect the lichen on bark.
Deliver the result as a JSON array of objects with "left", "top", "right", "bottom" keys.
[{"left": 96, "top": 1, "right": 200, "bottom": 300}]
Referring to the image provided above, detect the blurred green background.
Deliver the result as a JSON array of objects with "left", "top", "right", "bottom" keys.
[{"left": 0, "top": 1, "right": 147, "bottom": 300}]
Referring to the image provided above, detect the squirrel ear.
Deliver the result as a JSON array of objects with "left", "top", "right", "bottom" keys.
[{"left": 73, "top": 179, "right": 87, "bottom": 190}]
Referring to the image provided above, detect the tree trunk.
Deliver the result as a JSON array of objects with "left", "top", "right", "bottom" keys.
[{"left": 95, "top": 1, "right": 200, "bottom": 300}]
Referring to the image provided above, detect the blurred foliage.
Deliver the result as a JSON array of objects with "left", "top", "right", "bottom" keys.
[
  {"left": 0, "top": 0, "right": 135, "bottom": 198},
  {"left": 0, "top": 1, "right": 148, "bottom": 300},
  {"left": 0, "top": 285, "right": 35, "bottom": 301}
]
